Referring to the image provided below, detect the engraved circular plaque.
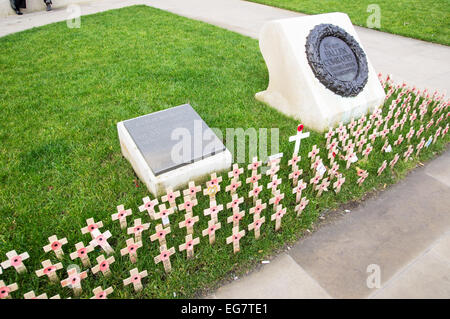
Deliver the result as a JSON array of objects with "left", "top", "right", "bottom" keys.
[{"left": 305, "top": 24, "right": 369, "bottom": 97}]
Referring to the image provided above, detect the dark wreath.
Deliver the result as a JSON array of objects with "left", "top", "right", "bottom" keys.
[{"left": 305, "top": 24, "right": 369, "bottom": 97}]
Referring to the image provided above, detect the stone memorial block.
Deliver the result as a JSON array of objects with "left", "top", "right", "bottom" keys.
[
  {"left": 117, "top": 104, "right": 232, "bottom": 196},
  {"left": 256, "top": 13, "right": 385, "bottom": 132}
]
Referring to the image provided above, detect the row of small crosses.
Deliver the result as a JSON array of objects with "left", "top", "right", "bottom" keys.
[{"left": 1, "top": 76, "right": 447, "bottom": 298}]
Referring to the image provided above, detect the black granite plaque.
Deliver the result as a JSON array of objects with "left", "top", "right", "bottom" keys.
[
  {"left": 305, "top": 24, "right": 369, "bottom": 97},
  {"left": 123, "top": 104, "right": 226, "bottom": 176}
]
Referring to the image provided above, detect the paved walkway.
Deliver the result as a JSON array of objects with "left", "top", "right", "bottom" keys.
[{"left": 1, "top": 0, "right": 449, "bottom": 298}]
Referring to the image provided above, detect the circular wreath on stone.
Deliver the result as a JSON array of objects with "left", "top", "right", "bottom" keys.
[{"left": 305, "top": 24, "right": 369, "bottom": 97}]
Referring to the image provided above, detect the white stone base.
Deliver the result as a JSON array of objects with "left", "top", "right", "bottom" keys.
[
  {"left": 256, "top": 13, "right": 386, "bottom": 132},
  {"left": 117, "top": 122, "right": 232, "bottom": 197}
]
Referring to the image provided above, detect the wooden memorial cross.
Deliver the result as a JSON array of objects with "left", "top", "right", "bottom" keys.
[
  {"left": 70, "top": 242, "right": 94, "bottom": 267},
  {"left": 43, "top": 235, "right": 68, "bottom": 260},
  {"left": 138, "top": 196, "right": 159, "bottom": 220},
  {"left": 123, "top": 268, "right": 148, "bottom": 292},
  {"left": 226, "top": 226, "right": 245, "bottom": 254},
  {"left": 288, "top": 154, "right": 301, "bottom": 170},
  {"left": 288, "top": 167, "right": 303, "bottom": 187},
  {"left": 81, "top": 217, "right": 103, "bottom": 239},
  {"left": 433, "top": 126, "right": 442, "bottom": 144},
  {"left": 246, "top": 172, "right": 261, "bottom": 187},
  {"left": 61, "top": 267, "right": 88, "bottom": 296},
  {"left": 179, "top": 234, "right": 200, "bottom": 259},
  {"left": 227, "top": 209, "right": 245, "bottom": 228},
  {"left": 154, "top": 203, "right": 175, "bottom": 226},
  {"left": 271, "top": 205, "right": 287, "bottom": 231},
  {"left": 328, "top": 148, "right": 338, "bottom": 166},
  {"left": 35, "top": 259, "right": 63, "bottom": 283},
  {"left": 226, "top": 194, "right": 244, "bottom": 213},
  {"left": 295, "top": 197, "right": 309, "bottom": 217},
  {"left": 248, "top": 183, "right": 263, "bottom": 204},
  {"left": 203, "top": 173, "right": 222, "bottom": 202},
  {"left": 356, "top": 168, "right": 369, "bottom": 186},
  {"left": 394, "top": 134, "right": 404, "bottom": 146},
  {"left": 228, "top": 163, "right": 244, "bottom": 181},
  {"left": 266, "top": 162, "right": 280, "bottom": 178},
  {"left": 269, "top": 190, "right": 285, "bottom": 211},
  {"left": 324, "top": 128, "right": 335, "bottom": 146},
  {"left": 179, "top": 213, "right": 199, "bottom": 235},
  {"left": 202, "top": 220, "right": 221, "bottom": 244},
  {"left": 0, "top": 280, "right": 18, "bottom": 299},
  {"left": 345, "top": 148, "right": 356, "bottom": 169},
  {"left": 289, "top": 124, "right": 310, "bottom": 156},
  {"left": 328, "top": 162, "right": 340, "bottom": 179},
  {"left": 348, "top": 118, "right": 357, "bottom": 135},
  {"left": 267, "top": 174, "right": 282, "bottom": 195},
  {"left": 154, "top": 245, "right": 176, "bottom": 273},
  {"left": 91, "top": 254, "right": 115, "bottom": 277},
  {"left": 311, "top": 156, "right": 324, "bottom": 174},
  {"left": 369, "top": 130, "right": 378, "bottom": 144},
  {"left": 416, "top": 137, "right": 426, "bottom": 156},
  {"left": 127, "top": 218, "right": 150, "bottom": 242},
  {"left": 316, "top": 178, "right": 330, "bottom": 197},
  {"left": 89, "top": 230, "right": 114, "bottom": 255},
  {"left": 249, "top": 199, "right": 267, "bottom": 217},
  {"left": 333, "top": 175, "right": 346, "bottom": 193},
  {"left": 24, "top": 291, "right": 48, "bottom": 299},
  {"left": 377, "top": 160, "right": 387, "bottom": 176},
  {"left": 91, "top": 286, "right": 114, "bottom": 299},
  {"left": 357, "top": 136, "right": 367, "bottom": 153},
  {"left": 112, "top": 204, "right": 132, "bottom": 229},
  {"left": 120, "top": 238, "right": 143, "bottom": 264},
  {"left": 404, "top": 145, "right": 414, "bottom": 161},
  {"left": 203, "top": 200, "right": 223, "bottom": 224},
  {"left": 389, "top": 153, "right": 400, "bottom": 169},
  {"left": 308, "top": 145, "right": 320, "bottom": 162},
  {"left": 309, "top": 173, "right": 322, "bottom": 190},
  {"left": 362, "top": 143, "right": 373, "bottom": 160},
  {"left": 248, "top": 214, "right": 265, "bottom": 240},
  {"left": 183, "top": 181, "right": 202, "bottom": 201},
  {"left": 292, "top": 179, "right": 307, "bottom": 203},
  {"left": 406, "top": 127, "right": 415, "bottom": 143},
  {"left": 225, "top": 179, "right": 242, "bottom": 195},
  {"left": 150, "top": 224, "right": 171, "bottom": 246},
  {"left": 178, "top": 195, "right": 198, "bottom": 215},
  {"left": 1, "top": 250, "right": 29, "bottom": 274},
  {"left": 162, "top": 187, "right": 181, "bottom": 210},
  {"left": 248, "top": 156, "right": 262, "bottom": 176}
]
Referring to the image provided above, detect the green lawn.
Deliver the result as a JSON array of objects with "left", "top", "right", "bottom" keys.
[
  {"left": 247, "top": 0, "right": 450, "bottom": 46},
  {"left": 0, "top": 5, "right": 448, "bottom": 299}
]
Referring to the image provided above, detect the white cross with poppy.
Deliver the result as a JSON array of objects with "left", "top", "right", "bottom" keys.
[
  {"left": 178, "top": 213, "right": 199, "bottom": 235},
  {"left": 161, "top": 187, "right": 181, "bottom": 210},
  {"left": 69, "top": 242, "right": 94, "bottom": 267},
  {"left": 89, "top": 230, "right": 114, "bottom": 255},
  {"left": 81, "top": 217, "right": 103, "bottom": 239},
  {"left": 127, "top": 218, "right": 150, "bottom": 242},
  {"left": 362, "top": 143, "right": 373, "bottom": 160},
  {"left": 91, "top": 254, "right": 115, "bottom": 277},
  {"left": 333, "top": 175, "right": 346, "bottom": 193},
  {"left": 182, "top": 181, "right": 202, "bottom": 201},
  {"left": 203, "top": 200, "right": 223, "bottom": 224},
  {"left": 1, "top": 250, "right": 29, "bottom": 274},
  {"left": 150, "top": 224, "right": 171, "bottom": 246},
  {"left": 35, "top": 259, "right": 63, "bottom": 283},
  {"left": 316, "top": 178, "right": 330, "bottom": 197},
  {"left": 308, "top": 145, "right": 319, "bottom": 162},
  {"left": 138, "top": 196, "right": 159, "bottom": 220},
  {"left": 288, "top": 154, "right": 301, "bottom": 169},
  {"left": 288, "top": 167, "right": 303, "bottom": 187},
  {"left": 249, "top": 199, "right": 267, "bottom": 217},
  {"left": 228, "top": 163, "right": 244, "bottom": 181},
  {"left": 226, "top": 194, "right": 244, "bottom": 213},
  {"left": 267, "top": 174, "right": 282, "bottom": 194},
  {"left": 406, "top": 127, "right": 415, "bottom": 142},
  {"left": 404, "top": 145, "right": 414, "bottom": 161},
  {"left": 178, "top": 195, "right": 198, "bottom": 215},
  {"left": 289, "top": 124, "right": 310, "bottom": 156},
  {"left": 225, "top": 179, "right": 242, "bottom": 195},
  {"left": 90, "top": 286, "right": 114, "bottom": 299},
  {"left": 271, "top": 205, "right": 287, "bottom": 231},
  {"left": 377, "top": 160, "right": 387, "bottom": 176},
  {"left": 203, "top": 173, "right": 222, "bottom": 201},
  {"left": 112, "top": 204, "right": 132, "bottom": 229},
  {"left": 24, "top": 291, "right": 48, "bottom": 299},
  {"left": 179, "top": 234, "right": 200, "bottom": 259},
  {"left": 154, "top": 203, "right": 174, "bottom": 226},
  {"left": 246, "top": 172, "right": 261, "bottom": 186},
  {"left": 202, "top": 219, "right": 221, "bottom": 245},
  {"left": 248, "top": 214, "right": 265, "bottom": 239},
  {"left": 43, "top": 235, "right": 68, "bottom": 260},
  {"left": 269, "top": 190, "right": 285, "bottom": 211},
  {"left": 0, "top": 280, "right": 18, "bottom": 299},
  {"left": 226, "top": 226, "right": 245, "bottom": 254},
  {"left": 154, "top": 245, "right": 176, "bottom": 273},
  {"left": 227, "top": 209, "right": 245, "bottom": 228},
  {"left": 248, "top": 156, "right": 262, "bottom": 176},
  {"left": 61, "top": 267, "right": 88, "bottom": 297},
  {"left": 123, "top": 268, "right": 148, "bottom": 292},
  {"left": 295, "top": 197, "right": 309, "bottom": 217},
  {"left": 120, "top": 237, "right": 143, "bottom": 264},
  {"left": 248, "top": 183, "right": 263, "bottom": 204},
  {"left": 292, "top": 179, "right": 307, "bottom": 203}
]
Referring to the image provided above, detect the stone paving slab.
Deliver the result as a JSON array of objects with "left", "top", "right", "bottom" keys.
[{"left": 212, "top": 253, "right": 331, "bottom": 299}]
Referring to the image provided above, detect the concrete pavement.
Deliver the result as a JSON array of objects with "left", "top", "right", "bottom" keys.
[{"left": 1, "top": 0, "right": 449, "bottom": 298}]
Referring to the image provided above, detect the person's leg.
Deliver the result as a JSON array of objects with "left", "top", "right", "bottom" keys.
[
  {"left": 10, "top": 0, "right": 24, "bottom": 15},
  {"left": 43, "top": 0, "right": 52, "bottom": 11}
]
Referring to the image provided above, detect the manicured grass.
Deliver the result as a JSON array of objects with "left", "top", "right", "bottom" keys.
[
  {"left": 0, "top": 5, "right": 448, "bottom": 299},
  {"left": 247, "top": 0, "right": 450, "bottom": 46}
]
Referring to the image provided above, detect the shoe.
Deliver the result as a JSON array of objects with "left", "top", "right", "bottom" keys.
[
  {"left": 46, "top": 4, "right": 52, "bottom": 11},
  {"left": 15, "top": 10, "right": 23, "bottom": 15}
]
